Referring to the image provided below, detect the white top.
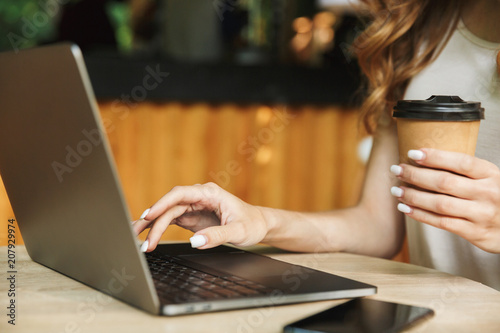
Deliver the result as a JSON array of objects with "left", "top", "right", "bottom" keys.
[{"left": 404, "top": 21, "right": 500, "bottom": 290}]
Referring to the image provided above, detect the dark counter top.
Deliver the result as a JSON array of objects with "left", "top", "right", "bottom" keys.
[{"left": 84, "top": 55, "right": 363, "bottom": 106}]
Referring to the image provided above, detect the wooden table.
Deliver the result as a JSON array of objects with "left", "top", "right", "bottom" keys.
[{"left": 1, "top": 245, "right": 500, "bottom": 332}]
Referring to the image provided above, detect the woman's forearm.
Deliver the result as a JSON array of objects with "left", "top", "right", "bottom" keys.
[{"left": 259, "top": 204, "right": 404, "bottom": 258}]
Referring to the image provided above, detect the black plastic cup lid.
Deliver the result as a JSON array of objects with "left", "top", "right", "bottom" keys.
[{"left": 393, "top": 95, "right": 484, "bottom": 121}]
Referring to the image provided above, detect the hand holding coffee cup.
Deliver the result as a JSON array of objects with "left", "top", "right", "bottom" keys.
[{"left": 390, "top": 96, "right": 500, "bottom": 254}]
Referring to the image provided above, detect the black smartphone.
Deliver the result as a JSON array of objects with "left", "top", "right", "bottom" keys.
[{"left": 283, "top": 298, "right": 434, "bottom": 333}]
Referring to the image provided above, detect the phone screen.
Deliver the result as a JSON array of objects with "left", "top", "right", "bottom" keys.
[{"left": 283, "top": 298, "right": 434, "bottom": 333}]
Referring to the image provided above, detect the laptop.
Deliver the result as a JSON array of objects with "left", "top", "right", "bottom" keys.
[{"left": 0, "top": 43, "right": 376, "bottom": 315}]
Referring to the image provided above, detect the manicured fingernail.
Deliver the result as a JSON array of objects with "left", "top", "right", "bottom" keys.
[
  {"left": 397, "top": 203, "right": 412, "bottom": 214},
  {"left": 408, "top": 150, "right": 425, "bottom": 160},
  {"left": 140, "top": 208, "right": 150, "bottom": 220},
  {"left": 391, "top": 186, "right": 404, "bottom": 197},
  {"left": 140, "top": 240, "right": 149, "bottom": 252},
  {"left": 190, "top": 235, "right": 207, "bottom": 248},
  {"left": 390, "top": 165, "right": 402, "bottom": 176}
]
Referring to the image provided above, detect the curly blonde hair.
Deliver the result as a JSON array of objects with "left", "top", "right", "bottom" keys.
[{"left": 354, "top": 0, "right": 465, "bottom": 133}]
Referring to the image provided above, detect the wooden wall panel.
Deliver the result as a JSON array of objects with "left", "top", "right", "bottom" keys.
[{"left": 0, "top": 102, "right": 412, "bottom": 261}]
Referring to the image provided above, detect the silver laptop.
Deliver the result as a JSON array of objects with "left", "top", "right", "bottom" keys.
[{"left": 0, "top": 43, "right": 376, "bottom": 315}]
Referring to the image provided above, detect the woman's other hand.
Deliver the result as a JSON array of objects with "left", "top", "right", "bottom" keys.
[{"left": 390, "top": 148, "right": 500, "bottom": 253}]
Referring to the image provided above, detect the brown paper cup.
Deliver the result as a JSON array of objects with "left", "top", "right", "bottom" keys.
[
  {"left": 393, "top": 96, "right": 484, "bottom": 189},
  {"left": 396, "top": 118, "right": 480, "bottom": 166}
]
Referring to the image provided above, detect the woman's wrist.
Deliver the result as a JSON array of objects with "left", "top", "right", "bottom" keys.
[
  {"left": 256, "top": 206, "right": 306, "bottom": 246},
  {"left": 256, "top": 206, "right": 320, "bottom": 251},
  {"left": 256, "top": 206, "right": 281, "bottom": 244}
]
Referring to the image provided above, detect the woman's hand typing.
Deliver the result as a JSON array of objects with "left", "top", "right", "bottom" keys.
[{"left": 132, "top": 182, "right": 269, "bottom": 252}]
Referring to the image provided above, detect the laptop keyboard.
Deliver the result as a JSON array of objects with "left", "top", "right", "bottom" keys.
[{"left": 146, "top": 252, "right": 275, "bottom": 304}]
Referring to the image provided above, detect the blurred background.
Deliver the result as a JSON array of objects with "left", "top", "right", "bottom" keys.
[
  {"left": 1, "top": 0, "right": 405, "bottom": 260},
  {"left": 0, "top": 0, "right": 362, "bottom": 66}
]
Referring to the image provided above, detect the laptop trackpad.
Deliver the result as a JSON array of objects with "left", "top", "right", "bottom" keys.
[{"left": 180, "top": 252, "right": 313, "bottom": 279}]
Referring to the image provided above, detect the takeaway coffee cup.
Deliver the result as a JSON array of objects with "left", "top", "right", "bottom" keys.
[{"left": 393, "top": 95, "right": 484, "bottom": 166}]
